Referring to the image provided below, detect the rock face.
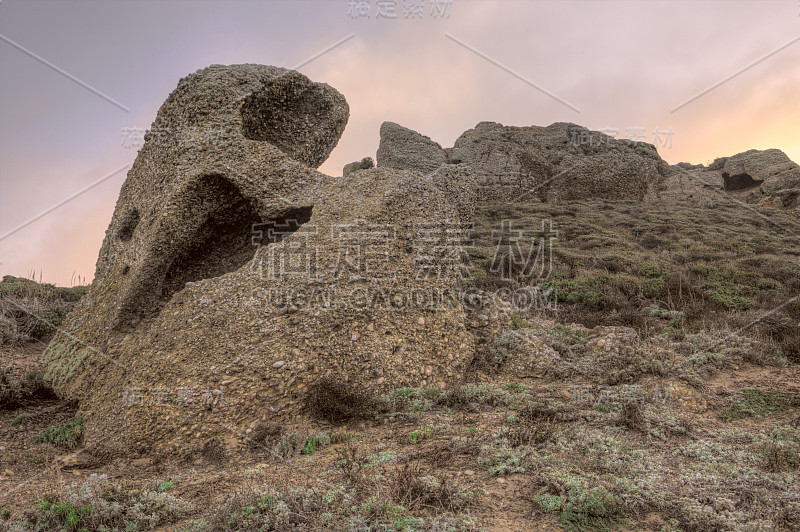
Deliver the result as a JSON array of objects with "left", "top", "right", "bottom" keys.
[
  {"left": 376, "top": 121, "right": 447, "bottom": 174},
  {"left": 42, "top": 65, "right": 476, "bottom": 457},
  {"left": 452, "top": 122, "right": 668, "bottom": 202}
]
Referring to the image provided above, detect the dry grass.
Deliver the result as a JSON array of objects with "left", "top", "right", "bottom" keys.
[{"left": 0, "top": 275, "right": 88, "bottom": 345}]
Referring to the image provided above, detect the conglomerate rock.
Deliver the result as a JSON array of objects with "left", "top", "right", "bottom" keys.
[
  {"left": 659, "top": 149, "right": 800, "bottom": 208},
  {"left": 451, "top": 121, "right": 668, "bottom": 202},
  {"left": 42, "top": 65, "right": 476, "bottom": 457},
  {"left": 342, "top": 157, "right": 374, "bottom": 176},
  {"left": 376, "top": 121, "right": 448, "bottom": 174}
]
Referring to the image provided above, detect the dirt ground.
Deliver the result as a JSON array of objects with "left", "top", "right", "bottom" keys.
[{"left": 2, "top": 338, "right": 798, "bottom": 531}]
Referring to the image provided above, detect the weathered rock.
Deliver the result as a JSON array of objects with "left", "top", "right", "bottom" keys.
[
  {"left": 660, "top": 149, "right": 800, "bottom": 208},
  {"left": 376, "top": 121, "right": 447, "bottom": 174},
  {"left": 721, "top": 171, "right": 763, "bottom": 191},
  {"left": 772, "top": 188, "right": 800, "bottom": 209},
  {"left": 429, "top": 163, "right": 478, "bottom": 223},
  {"left": 342, "top": 157, "right": 374, "bottom": 176},
  {"left": 452, "top": 122, "right": 668, "bottom": 202},
  {"left": 494, "top": 329, "right": 562, "bottom": 378},
  {"left": 656, "top": 164, "right": 724, "bottom": 206},
  {"left": 713, "top": 149, "right": 800, "bottom": 195},
  {"left": 42, "top": 65, "right": 475, "bottom": 458}
]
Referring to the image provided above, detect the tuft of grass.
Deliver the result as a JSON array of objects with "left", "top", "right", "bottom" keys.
[
  {"left": 0, "top": 275, "right": 88, "bottom": 345},
  {"left": 408, "top": 426, "right": 435, "bottom": 444},
  {"left": 1, "top": 368, "right": 56, "bottom": 409},
  {"left": 35, "top": 416, "right": 84, "bottom": 449},
  {"left": 301, "top": 432, "right": 331, "bottom": 455}
]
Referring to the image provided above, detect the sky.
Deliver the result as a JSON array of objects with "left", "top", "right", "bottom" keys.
[{"left": 1, "top": 0, "right": 799, "bottom": 286}]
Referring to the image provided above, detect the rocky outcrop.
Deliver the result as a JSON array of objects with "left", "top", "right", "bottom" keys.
[
  {"left": 452, "top": 121, "right": 668, "bottom": 203},
  {"left": 376, "top": 121, "right": 447, "bottom": 174},
  {"left": 42, "top": 65, "right": 476, "bottom": 458},
  {"left": 712, "top": 149, "right": 800, "bottom": 195},
  {"left": 660, "top": 149, "right": 800, "bottom": 208}
]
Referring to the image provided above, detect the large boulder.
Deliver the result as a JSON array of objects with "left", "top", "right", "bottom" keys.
[
  {"left": 42, "top": 65, "right": 476, "bottom": 458},
  {"left": 711, "top": 149, "right": 800, "bottom": 195},
  {"left": 659, "top": 149, "right": 800, "bottom": 208},
  {"left": 376, "top": 121, "right": 447, "bottom": 174},
  {"left": 452, "top": 121, "right": 668, "bottom": 202},
  {"left": 342, "top": 157, "right": 374, "bottom": 176}
]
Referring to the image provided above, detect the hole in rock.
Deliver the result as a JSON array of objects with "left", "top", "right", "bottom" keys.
[
  {"left": 116, "top": 173, "right": 312, "bottom": 331},
  {"left": 118, "top": 209, "right": 140, "bottom": 242},
  {"left": 722, "top": 171, "right": 764, "bottom": 191}
]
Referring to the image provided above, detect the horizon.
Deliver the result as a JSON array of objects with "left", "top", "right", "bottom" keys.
[{"left": 2, "top": 0, "right": 799, "bottom": 286}]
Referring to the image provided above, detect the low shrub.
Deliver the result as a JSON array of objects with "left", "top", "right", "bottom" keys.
[
  {"left": 35, "top": 416, "right": 84, "bottom": 449},
  {"left": 306, "top": 377, "right": 379, "bottom": 423}
]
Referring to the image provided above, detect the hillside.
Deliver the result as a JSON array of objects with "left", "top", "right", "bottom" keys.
[{"left": 1, "top": 198, "right": 798, "bottom": 531}]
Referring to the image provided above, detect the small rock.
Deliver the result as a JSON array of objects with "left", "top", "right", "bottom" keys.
[
  {"left": 272, "top": 361, "right": 285, "bottom": 369},
  {"left": 130, "top": 458, "right": 153, "bottom": 468}
]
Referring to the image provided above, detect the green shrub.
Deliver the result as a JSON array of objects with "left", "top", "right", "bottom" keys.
[
  {"left": 35, "top": 416, "right": 84, "bottom": 449},
  {"left": 301, "top": 432, "right": 331, "bottom": 455},
  {"left": 638, "top": 262, "right": 663, "bottom": 278},
  {"left": 534, "top": 478, "right": 625, "bottom": 532}
]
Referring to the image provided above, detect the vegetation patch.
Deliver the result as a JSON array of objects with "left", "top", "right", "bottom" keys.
[
  {"left": 720, "top": 389, "right": 788, "bottom": 421},
  {"left": 34, "top": 416, "right": 84, "bottom": 449},
  {"left": 9, "top": 474, "right": 192, "bottom": 531}
]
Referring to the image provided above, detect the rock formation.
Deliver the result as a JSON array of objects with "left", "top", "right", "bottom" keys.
[
  {"left": 659, "top": 148, "right": 800, "bottom": 208},
  {"left": 712, "top": 149, "right": 800, "bottom": 195},
  {"left": 342, "top": 157, "right": 374, "bottom": 176},
  {"left": 451, "top": 121, "right": 668, "bottom": 203},
  {"left": 376, "top": 121, "right": 448, "bottom": 174},
  {"left": 42, "top": 65, "right": 475, "bottom": 458}
]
